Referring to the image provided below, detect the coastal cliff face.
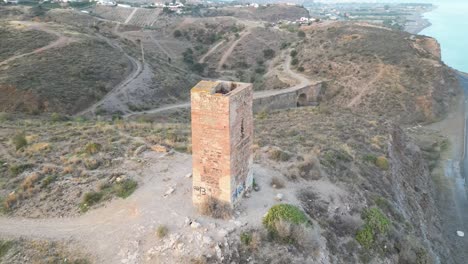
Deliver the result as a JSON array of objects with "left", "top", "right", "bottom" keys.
[
  {"left": 226, "top": 108, "right": 453, "bottom": 263},
  {"left": 388, "top": 126, "right": 451, "bottom": 264}
]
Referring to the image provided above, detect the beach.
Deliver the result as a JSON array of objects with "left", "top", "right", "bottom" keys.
[{"left": 404, "top": 9, "right": 433, "bottom": 34}]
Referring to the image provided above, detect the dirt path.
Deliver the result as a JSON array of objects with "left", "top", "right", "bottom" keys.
[
  {"left": 0, "top": 21, "right": 74, "bottom": 67},
  {"left": 0, "top": 152, "right": 194, "bottom": 263},
  {"left": 125, "top": 49, "right": 316, "bottom": 118},
  {"left": 217, "top": 30, "right": 251, "bottom": 71},
  {"left": 347, "top": 57, "right": 385, "bottom": 108},
  {"left": 125, "top": 8, "right": 137, "bottom": 24},
  {"left": 198, "top": 39, "right": 225, "bottom": 64},
  {"left": 77, "top": 32, "right": 144, "bottom": 116}
]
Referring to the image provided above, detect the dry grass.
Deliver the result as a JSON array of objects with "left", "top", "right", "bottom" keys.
[
  {"left": 287, "top": 155, "right": 321, "bottom": 181},
  {"left": 20, "top": 172, "right": 41, "bottom": 191},
  {"left": 0, "top": 117, "right": 188, "bottom": 217},
  {"left": 198, "top": 197, "right": 232, "bottom": 220},
  {"left": 270, "top": 176, "right": 285, "bottom": 189},
  {"left": 273, "top": 220, "right": 320, "bottom": 251}
]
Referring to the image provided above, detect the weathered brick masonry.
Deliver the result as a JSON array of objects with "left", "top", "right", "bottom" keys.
[{"left": 191, "top": 80, "right": 253, "bottom": 206}]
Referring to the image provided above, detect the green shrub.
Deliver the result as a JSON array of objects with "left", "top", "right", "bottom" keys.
[
  {"left": 355, "top": 207, "right": 390, "bottom": 248},
  {"left": 156, "top": 225, "right": 168, "bottom": 238},
  {"left": 84, "top": 142, "right": 102, "bottom": 155},
  {"left": 263, "top": 204, "right": 308, "bottom": 234},
  {"left": 50, "top": 112, "right": 68, "bottom": 122},
  {"left": 291, "top": 58, "right": 299, "bottom": 66},
  {"left": 9, "top": 163, "right": 33, "bottom": 176},
  {"left": 290, "top": 50, "right": 297, "bottom": 57},
  {"left": 80, "top": 191, "right": 103, "bottom": 212},
  {"left": 297, "top": 31, "right": 306, "bottom": 38},
  {"left": 173, "top": 30, "right": 182, "bottom": 38},
  {"left": 0, "top": 112, "right": 11, "bottom": 122},
  {"left": 12, "top": 133, "right": 27, "bottom": 150},
  {"left": 263, "top": 49, "right": 275, "bottom": 59},
  {"left": 355, "top": 225, "right": 374, "bottom": 249},
  {"left": 363, "top": 154, "right": 377, "bottom": 163},
  {"left": 41, "top": 175, "right": 58, "bottom": 188},
  {"left": 114, "top": 179, "right": 138, "bottom": 198},
  {"left": 257, "top": 111, "right": 268, "bottom": 120},
  {"left": 363, "top": 207, "right": 390, "bottom": 233},
  {"left": 375, "top": 156, "right": 389, "bottom": 170},
  {"left": 0, "top": 240, "right": 13, "bottom": 259},
  {"left": 240, "top": 232, "right": 252, "bottom": 246},
  {"left": 298, "top": 66, "right": 305, "bottom": 72}
]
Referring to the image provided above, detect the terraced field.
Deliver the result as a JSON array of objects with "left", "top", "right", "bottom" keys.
[
  {"left": 93, "top": 6, "right": 161, "bottom": 27},
  {"left": 93, "top": 6, "right": 133, "bottom": 24},
  {"left": 128, "top": 8, "right": 161, "bottom": 27}
]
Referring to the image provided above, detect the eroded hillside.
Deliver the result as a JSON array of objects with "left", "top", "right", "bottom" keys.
[
  {"left": 0, "top": 20, "right": 130, "bottom": 114},
  {"left": 294, "top": 23, "right": 460, "bottom": 124}
]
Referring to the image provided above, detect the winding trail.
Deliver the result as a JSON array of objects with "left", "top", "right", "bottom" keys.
[
  {"left": 347, "top": 56, "right": 385, "bottom": 108},
  {"left": 217, "top": 30, "right": 251, "bottom": 71},
  {"left": 0, "top": 21, "right": 74, "bottom": 67},
  {"left": 0, "top": 152, "right": 194, "bottom": 264},
  {"left": 125, "top": 50, "right": 316, "bottom": 118},
  {"left": 198, "top": 39, "right": 225, "bottom": 64},
  {"left": 77, "top": 32, "right": 144, "bottom": 116}
]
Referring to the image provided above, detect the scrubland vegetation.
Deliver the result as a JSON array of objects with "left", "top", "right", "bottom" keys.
[{"left": 0, "top": 114, "right": 190, "bottom": 217}]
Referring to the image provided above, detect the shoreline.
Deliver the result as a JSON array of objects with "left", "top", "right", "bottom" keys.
[{"left": 404, "top": 6, "right": 436, "bottom": 35}]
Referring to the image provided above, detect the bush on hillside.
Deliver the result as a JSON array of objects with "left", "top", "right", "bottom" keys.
[{"left": 12, "top": 133, "right": 27, "bottom": 150}]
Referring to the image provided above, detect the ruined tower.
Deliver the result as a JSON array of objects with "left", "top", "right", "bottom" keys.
[{"left": 191, "top": 80, "right": 253, "bottom": 206}]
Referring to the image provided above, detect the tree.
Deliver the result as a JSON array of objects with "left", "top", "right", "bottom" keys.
[
  {"left": 291, "top": 58, "right": 299, "bottom": 66},
  {"left": 263, "top": 49, "right": 275, "bottom": 60},
  {"left": 173, "top": 30, "right": 182, "bottom": 38},
  {"left": 163, "top": 6, "right": 173, "bottom": 14},
  {"left": 191, "top": 63, "right": 206, "bottom": 74}
]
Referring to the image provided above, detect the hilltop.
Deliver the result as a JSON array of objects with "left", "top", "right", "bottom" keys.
[
  {"left": 294, "top": 22, "right": 459, "bottom": 124},
  {"left": 0, "top": 3, "right": 465, "bottom": 264}
]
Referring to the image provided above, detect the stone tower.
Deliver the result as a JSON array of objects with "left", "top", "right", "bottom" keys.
[{"left": 191, "top": 80, "right": 253, "bottom": 206}]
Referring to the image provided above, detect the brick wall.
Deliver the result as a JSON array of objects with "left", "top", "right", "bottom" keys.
[{"left": 191, "top": 81, "right": 253, "bottom": 206}]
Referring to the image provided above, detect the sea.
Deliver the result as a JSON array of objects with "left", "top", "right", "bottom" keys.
[{"left": 418, "top": 0, "right": 468, "bottom": 73}]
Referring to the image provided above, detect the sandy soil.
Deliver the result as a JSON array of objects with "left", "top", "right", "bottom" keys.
[{"left": 0, "top": 149, "right": 332, "bottom": 263}]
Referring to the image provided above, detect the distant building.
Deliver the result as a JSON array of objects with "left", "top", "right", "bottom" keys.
[{"left": 95, "top": 0, "right": 116, "bottom": 6}]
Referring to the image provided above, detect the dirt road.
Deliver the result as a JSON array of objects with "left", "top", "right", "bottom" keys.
[
  {"left": 124, "top": 49, "right": 316, "bottom": 118},
  {"left": 0, "top": 21, "right": 74, "bottom": 67},
  {"left": 77, "top": 33, "right": 144, "bottom": 116}
]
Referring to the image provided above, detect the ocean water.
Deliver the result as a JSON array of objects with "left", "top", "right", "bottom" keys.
[{"left": 420, "top": 1, "right": 468, "bottom": 72}]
